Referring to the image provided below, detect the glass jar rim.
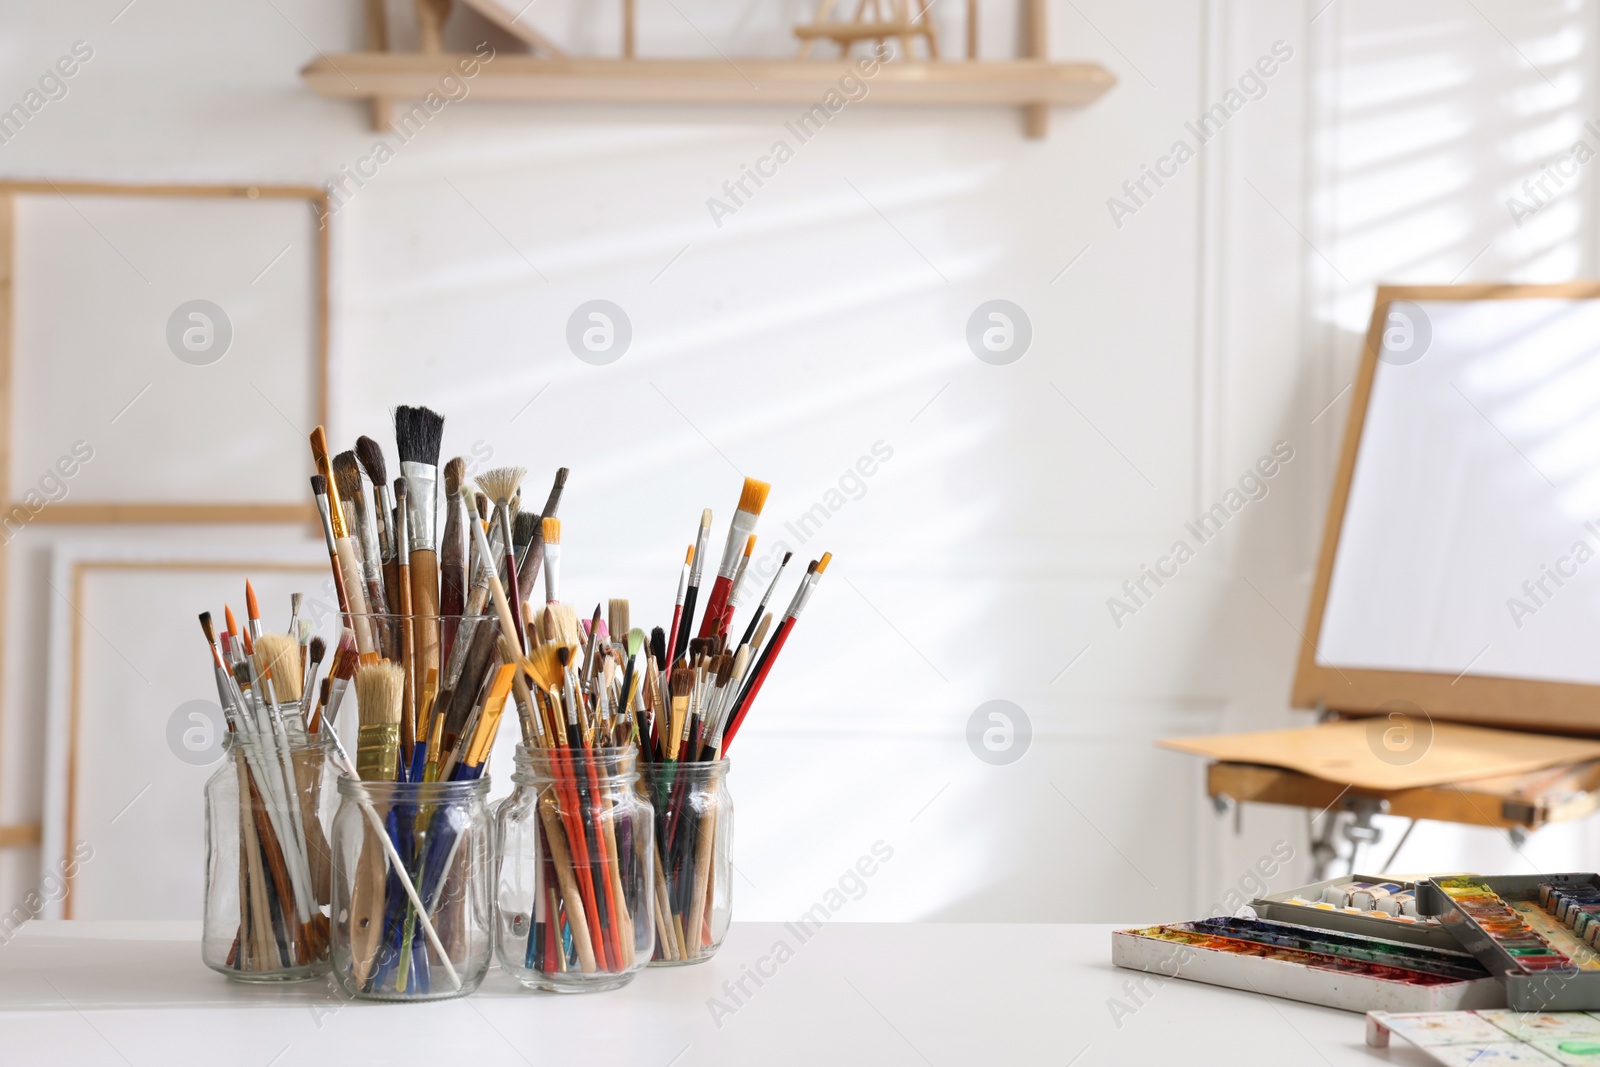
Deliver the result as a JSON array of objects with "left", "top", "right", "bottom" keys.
[
  {"left": 637, "top": 757, "right": 731, "bottom": 774},
  {"left": 344, "top": 612, "right": 494, "bottom": 622},
  {"left": 223, "top": 729, "right": 324, "bottom": 752},
  {"left": 335, "top": 775, "right": 489, "bottom": 800},
  {"left": 510, "top": 744, "right": 642, "bottom": 781}
]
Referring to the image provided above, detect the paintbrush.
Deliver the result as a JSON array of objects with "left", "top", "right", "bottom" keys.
[
  {"left": 722, "top": 535, "right": 757, "bottom": 634},
  {"left": 393, "top": 479, "right": 417, "bottom": 771},
  {"left": 477, "top": 467, "right": 527, "bottom": 653},
  {"left": 335, "top": 450, "right": 391, "bottom": 650},
  {"left": 310, "top": 475, "right": 354, "bottom": 625},
  {"left": 355, "top": 435, "right": 396, "bottom": 581},
  {"left": 440, "top": 457, "right": 468, "bottom": 665},
  {"left": 245, "top": 580, "right": 264, "bottom": 643},
  {"left": 355, "top": 662, "right": 403, "bottom": 782},
  {"left": 663, "top": 546, "right": 691, "bottom": 677},
  {"left": 394, "top": 405, "right": 444, "bottom": 710},
  {"left": 722, "top": 553, "right": 830, "bottom": 752},
  {"left": 515, "top": 467, "right": 567, "bottom": 599},
  {"left": 737, "top": 551, "right": 792, "bottom": 651},
  {"left": 673, "top": 511, "right": 712, "bottom": 666},
  {"left": 698, "top": 478, "right": 770, "bottom": 640},
  {"left": 302, "top": 635, "right": 327, "bottom": 721},
  {"left": 310, "top": 428, "right": 375, "bottom": 657}
]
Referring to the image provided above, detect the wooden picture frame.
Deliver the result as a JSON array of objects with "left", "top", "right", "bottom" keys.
[
  {"left": 1292, "top": 282, "right": 1600, "bottom": 735},
  {"left": 36, "top": 540, "right": 330, "bottom": 918},
  {"left": 0, "top": 179, "right": 329, "bottom": 526}
]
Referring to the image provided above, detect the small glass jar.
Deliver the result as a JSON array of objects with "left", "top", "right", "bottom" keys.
[
  {"left": 329, "top": 777, "right": 492, "bottom": 1000},
  {"left": 202, "top": 725, "right": 334, "bottom": 981},
  {"left": 640, "top": 760, "right": 733, "bottom": 965},
  {"left": 495, "top": 746, "right": 655, "bottom": 992}
]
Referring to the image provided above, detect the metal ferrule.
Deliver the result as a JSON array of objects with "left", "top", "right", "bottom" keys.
[
  {"left": 792, "top": 572, "right": 823, "bottom": 617},
  {"left": 372, "top": 483, "right": 395, "bottom": 561},
  {"left": 314, "top": 492, "right": 338, "bottom": 555},
  {"left": 717, "top": 509, "right": 758, "bottom": 581},
  {"left": 690, "top": 525, "right": 711, "bottom": 585},
  {"left": 543, "top": 543, "right": 561, "bottom": 604},
  {"left": 782, "top": 573, "right": 813, "bottom": 620},
  {"left": 357, "top": 490, "right": 384, "bottom": 593},
  {"left": 402, "top": 460, "right": 439, "bottom": 552}
]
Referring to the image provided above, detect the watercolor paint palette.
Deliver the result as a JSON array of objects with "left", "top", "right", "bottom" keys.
[
  {"left": 1417, "top": 874, "right": 1600, "bottom": 1010},
  {"left": 1368, "top": 1009, "right": 1600, "bottom": 1065},
  {"left": 1252, "top": 874, "right": 1458, "bottom": 951},
  {"left": 1112, "top": 917, "right": 1503, "bottom": 1013}
]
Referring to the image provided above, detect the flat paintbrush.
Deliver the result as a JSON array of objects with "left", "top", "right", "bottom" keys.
[
  {"left": 395, "top": 405, "right": 445, "bottom": 711},
  {"left": 697, "top": 478, "right": 770, "bottom": 640}
]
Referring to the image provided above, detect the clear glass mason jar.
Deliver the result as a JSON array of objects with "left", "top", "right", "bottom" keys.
[
  {"left": 329, "top": 777, "right": 492, "bottom": 1000},
  {"left": 495, "top": 745, "right": 655, "bottom": 992},
  {"left": 641, "top": 760, "right": 733, "bottom": 965},
  {"left": 202, "top": 723, "right": 334, "bottom": 981}
]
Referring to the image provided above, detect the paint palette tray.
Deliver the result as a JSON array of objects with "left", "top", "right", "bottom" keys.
[
  {"left": 1113, "top": 916, "right": 1502, "bottom": 1014},
  {"left": 1252, "top": 874, "right": 1457, "bottom": 951},
  {"left": 1368, "top": 1008, "right": 1600, "bottom": 1065},
  {"left": 1416, "top": 874, "right": 1600, "bottom": 1011}
]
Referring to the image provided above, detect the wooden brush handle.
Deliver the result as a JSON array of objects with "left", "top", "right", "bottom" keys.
[
  {"left": 349, "top": 819, "right": 386, "bottom": 985},
  {"left": 651, "top": 845, "right": 679, "bottom": 961},
  {"left": 337, "top": 537, "right": 376, "bottom": 655},
  {"left": 410, "top": 550, "right": 441, "bottom": 683},
  {"left": 593, "top": 772, "right": 635, "bottom": 967},
  {"left": 244, "top": 763, "right": 307, "bottom": 964},
  {"left": 538, "top": 795, "right": 598, "bottom": 973},
  {"left": 686, "top": 803, "right": 717, "bottom": 957},
  {"left": 291, "top": 747, "right": 332, "bottom": 907}
]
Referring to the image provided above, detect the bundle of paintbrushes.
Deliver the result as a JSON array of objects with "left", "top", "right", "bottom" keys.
[
  {"left": 198, "top": 403, "right": 829, "bottom": 993},
  {"left": 197, "top": 585, "right": 333, "bottom": 980}
]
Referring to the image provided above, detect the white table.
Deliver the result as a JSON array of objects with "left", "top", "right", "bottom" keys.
[{"left": 0, "top": 921, "right": 1429, "bottom": 1066}]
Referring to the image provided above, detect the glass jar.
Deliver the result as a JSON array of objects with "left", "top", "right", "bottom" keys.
[
  {"left": 329, "top": 777, "right": 492, "bottom": 1000},
  {"left": 641, "top": 760, "right": 732, "bottom": 965},
  {"left": 202, "top": 726, "right": 334, "bottom": 981},
  {"left": 495, "top": 746, "right": 655, "bottom": 992}
]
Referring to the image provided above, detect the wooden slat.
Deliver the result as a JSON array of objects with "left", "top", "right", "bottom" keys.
[
  {"left": 301, "top": 54, "right": 1116, "bottom": 106},
  {"left": 0, "top": 823, "right": 40, "bottom": 849},
  {"left": 28, "top": 503, "right": 316, "bottom": 525},
  {"left": 0, "top": 181, "right": 323, "bottom": 200}
]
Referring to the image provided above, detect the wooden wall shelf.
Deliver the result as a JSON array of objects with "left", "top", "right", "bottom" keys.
[{"left": 300, "top": 55, "right": 1116, "bottom": 135}]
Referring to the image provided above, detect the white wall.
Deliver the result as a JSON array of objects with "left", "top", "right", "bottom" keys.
[{"left": 3, "top": 0, "right": 1599, "bottom": 927}]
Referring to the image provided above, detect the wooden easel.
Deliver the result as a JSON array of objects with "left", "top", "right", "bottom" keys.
[{"left": 1176, "top": 283, "right": 1600, "bottom": 880}]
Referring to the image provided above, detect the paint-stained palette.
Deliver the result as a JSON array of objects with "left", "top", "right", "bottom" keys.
[
  {"left": 1112, "top": 917, "right": 1503, "bottom": 1014},
  {"left": 1369, "top": 1009, "right": 1600, "bottom": 1065}
]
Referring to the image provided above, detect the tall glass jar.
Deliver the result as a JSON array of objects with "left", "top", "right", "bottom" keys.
[
  {"left": 495, "top": 746, "right": 655, "bottom": 992},
  {"left": 640, "top": 760, "right": 732, "bottom": 965},
  {"left": 329, "top": 777, "right": 492, "bottom": 1000},
  {"left": 202, "top": 725, "right": 334, "bottom": 981}
]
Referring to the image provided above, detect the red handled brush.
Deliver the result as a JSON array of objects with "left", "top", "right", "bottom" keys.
[{"left": 697, "top": 478, "right": 770, "bottom": 641}]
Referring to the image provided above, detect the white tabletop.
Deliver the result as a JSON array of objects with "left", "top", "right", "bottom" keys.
[{"left": 0, "top": 921, "right": 1431, "bottom": 1066}]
